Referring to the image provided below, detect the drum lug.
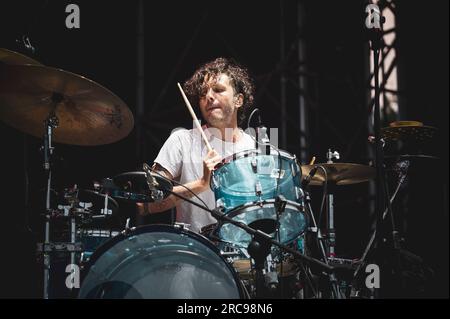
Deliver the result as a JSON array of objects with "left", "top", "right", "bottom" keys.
[
  {"left": 307, "top": 226, "right": 318, "bottom": 233},
  {"left": 174, "top": 222, "right": 190, "bottom": 231},
  {"left": 122, "top": 218, "right": 135, "bottom": 236}
]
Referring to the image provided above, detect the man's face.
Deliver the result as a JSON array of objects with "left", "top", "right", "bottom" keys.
[{"left": 198, "top": 73, "right": 243, "bottom": 128}]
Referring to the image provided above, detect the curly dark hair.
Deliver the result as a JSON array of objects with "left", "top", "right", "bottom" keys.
[{"left": 183, "top": 57, "right": 255, "bottom": 126}]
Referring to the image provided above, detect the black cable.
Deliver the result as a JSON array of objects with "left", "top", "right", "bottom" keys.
[
  {"left": 247, "top": 108, "right": 260, "bottom": 130},
  {"left": 316, "top": 165, "right": 328, "bottom": 236},
  {"left": 150, "top": 168, "right": 210, "bottom": 210}
]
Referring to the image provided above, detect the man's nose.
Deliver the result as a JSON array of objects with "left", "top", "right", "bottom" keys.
[{"left": 206, "top": 88, "right": 214, "bottom": 101}]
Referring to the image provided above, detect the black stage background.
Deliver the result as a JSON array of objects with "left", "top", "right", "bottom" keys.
[{"left": 0, "top": 0, "right": 448, "bottom": 298}]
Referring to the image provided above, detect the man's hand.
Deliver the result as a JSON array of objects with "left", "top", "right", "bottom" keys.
[{"left": 201, "top": 149, "right": 221, "bottom": 188}]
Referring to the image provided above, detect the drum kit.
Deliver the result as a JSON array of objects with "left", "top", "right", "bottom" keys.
[{"left": 1, "top": 48, "right": 438, "bottom": 299}]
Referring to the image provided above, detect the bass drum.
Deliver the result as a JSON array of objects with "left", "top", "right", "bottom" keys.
[{"left": 78, "top": 224, "right": 247, "bottom": 299}]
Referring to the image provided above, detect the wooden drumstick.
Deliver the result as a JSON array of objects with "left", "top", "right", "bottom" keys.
[
  {"left": 309, "top": 156, "right": 316, "bottom": 165},
  {"left": 177, "top": 82, "right": 213, "bottom": 152}
]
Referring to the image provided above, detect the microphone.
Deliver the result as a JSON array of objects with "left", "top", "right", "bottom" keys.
[
  {"left": 275, "top": 194, "right": 303, "bottom": 212},
  {"left": 143, "top": 163, "right": 164, "bottom": 201},
  {"left": 255, "top": 109, "right": 270, "bottom": 155},
  {"left": 302, "top": 166, "right": 318, "bottom": 188}
]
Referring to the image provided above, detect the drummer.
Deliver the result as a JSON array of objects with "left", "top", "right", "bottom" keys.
[{"left": 137, "top": 57, "right": 256, "bottom": 233}]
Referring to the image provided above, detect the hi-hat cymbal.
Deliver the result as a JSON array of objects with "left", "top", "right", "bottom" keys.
[
  {"left": 301, "top": 163, "right": 375, "bottom": 186},
  {"left": 0, "top": 64, "right": 134, "bottom": 145},
  {"left": 381, "top": 121, "right": 437, "bottom": 142}
]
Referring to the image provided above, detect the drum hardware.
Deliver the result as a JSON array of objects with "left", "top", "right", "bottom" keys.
[
  {"left": 325, "top": 149, "right": 339, "bottom": 259},
  {"left": 247, "top": 230, "right": 273, "bottom": 298},
  {"left": 302, "top": 186, "right": 344, "bottom": 299},
  {"left": 143, "top": 163, "right": 165, "bottom": 202},
  {"left": 41, "top": 101, "right": 59, "bottom": 299},
  {"left": 255, "top": 180, "right": 263, "bottom": 198},
  {"left": 173, "top": 222, "right": 191, "bottom": 231},
  {"left": 351, "top": 154, "right": 419, "bottom": 295},
  {"left": 301, "top": 152, "right": 376, "bottom": 261},
  {"left": 63, "top": 185, "right": 82, "bottom": 267},
  {"left": 263, "top": 256, "right": 279, "bottom": 296},
  {"left": 251, "top": 157, "right": 257, "bottom": 173},
  {"left": 36, "top": 242, "right": 84, "bottom": 253},
  {"left": 300, "top": 150, "right": 380, "bottom": 298},
  {"left": 122, "top": 218, "right": 134, "bottom": 236}
]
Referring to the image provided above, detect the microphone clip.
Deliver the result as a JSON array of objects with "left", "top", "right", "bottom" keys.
[
  {"left": 302, "top": 166, "right": 318, "bottom": 188},
  {"left": 143, "top": 163, "right": 164, "bottom": 202}
]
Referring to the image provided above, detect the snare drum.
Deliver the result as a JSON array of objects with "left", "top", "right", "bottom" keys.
[{"left": 211, "top": 149, "right": 307, "bottom": 248}]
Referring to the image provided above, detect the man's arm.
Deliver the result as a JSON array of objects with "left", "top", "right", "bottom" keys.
[{"left": 137, "top": 150, "right": 220, "bottom": 215}]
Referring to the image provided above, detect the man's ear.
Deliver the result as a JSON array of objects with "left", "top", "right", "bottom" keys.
[{"left": 234, "top": 93, "right": 244, "bottom": 108}]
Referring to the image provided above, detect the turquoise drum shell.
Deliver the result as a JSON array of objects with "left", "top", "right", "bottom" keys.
[
  {"left": 211, "top": 149, "right": 303, "bottom": 212},
  {"left": 211, "top": 149, "right": 306, "bottom": 248},
  {"left": 215, "top": 200, "right": 307, "bottom": 249}
]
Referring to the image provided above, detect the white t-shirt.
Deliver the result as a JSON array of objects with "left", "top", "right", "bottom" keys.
[{"left": 154, "top": 126, "right": 256, "bottom": 233}]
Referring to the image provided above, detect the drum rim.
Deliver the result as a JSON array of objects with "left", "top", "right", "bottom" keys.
[
  {"left": 211, "top": 149, "right": 300, "bottom": 193},
  {"left": 78, "top": 223, "right": 247, "bottom": 299},
  {"left": 213, "top": 148, "right": 296, "bottom": 171},
  {"left": 225, "top": 198, "right": 304, "bottom": 217}
]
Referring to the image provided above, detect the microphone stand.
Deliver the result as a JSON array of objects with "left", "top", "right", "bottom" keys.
[{"left": 367, "top": 7, "right": 402, "bottom": 297}]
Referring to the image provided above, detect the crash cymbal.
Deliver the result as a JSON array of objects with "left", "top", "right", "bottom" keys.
[
  {"left": 301, "top": 163, "right": 375, "bottom": 186},
  {"left": 0, "top": 64, "right": 134, "bottom": 145},
  {"left": 381, "top": 121, "right": 437, "bottom": 142},
  {"left": 0, "top": 48, "right": 43, "bottom": 66}
]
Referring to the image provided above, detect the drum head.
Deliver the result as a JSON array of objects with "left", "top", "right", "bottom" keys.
[{"left": 78, "top": 224, "right": 244, "bottom": 299}]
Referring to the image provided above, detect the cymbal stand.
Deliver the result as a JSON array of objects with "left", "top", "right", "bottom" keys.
[
  {"left": 304, "top": 188, "right": 343, "bottom": 299},
  {"left": 325, "top": 149, "right": 340, "bottom": 258},
  {"left": 42, "top": 102, "right": 59, "bottom": 299},
  {"left": 351, "top": 159, "right": 410, "bottom": 293},
  {"left": 64, "top": 187, "right": 81, "bottom": 268}
]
